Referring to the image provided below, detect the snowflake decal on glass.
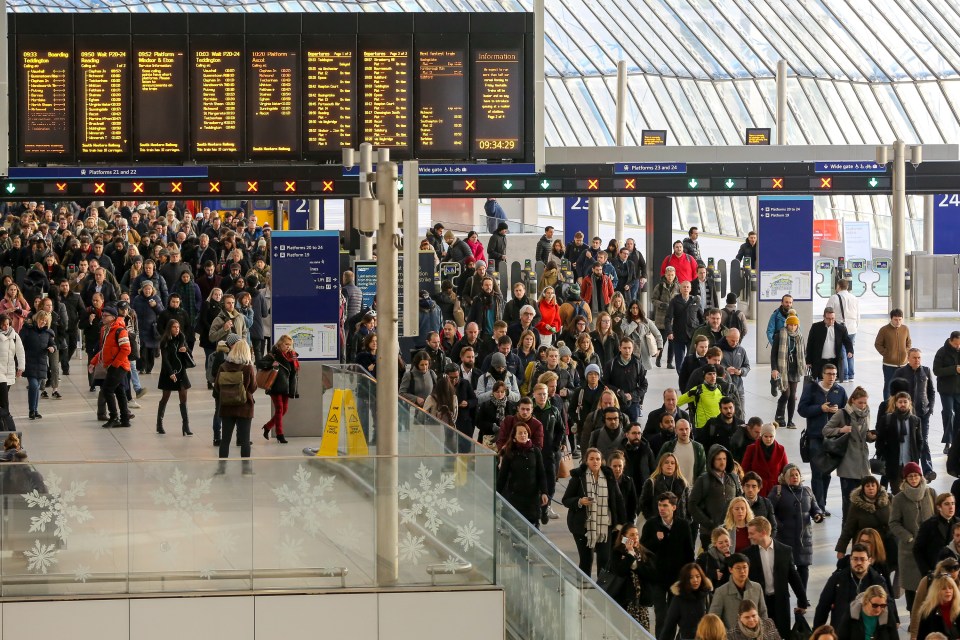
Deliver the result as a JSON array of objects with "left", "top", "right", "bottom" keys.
[
  {"left": 272, "top": 465, "right": 339, "bottom": 537},
  {"left": 24, "top": 541, "right": 58, "bottom": 574},
  {"left": 215, "top": 530, "right": 240, "bottom": 559},
  {"left": 22, "top": 472, "right": 93, "bottom": 542},
  {"left": 73, "top": 564, "right": 92, "bottom": 583},
  {"left": 441, "top": 555, "right": 464, "bottom": 573},
  {"left": 335, "top": 522, "right": 364, "bottom": 553},
  {"left": 399, "top": 531, "right": 427, "bottom": 563},
  {"left": 398, "top": 462, "right": 463, "bottom": 534},
  {"left": 279, "top": 535, "right": 304, "bottom": 567},
  {"left": 200, "top": 568, "right": 215, "bottom": 580},
  {"left": 150, "top": 468, "right": 215, "bottom": 524},
  {"left": 454, "top": 521, "right": 484, "bottom": 552},
  {"left": 90, "top": 529, "right": 111, "bottom": 559}
]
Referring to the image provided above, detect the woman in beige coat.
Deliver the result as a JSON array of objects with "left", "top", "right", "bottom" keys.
[{"left": 889, "top": 461, "right": 936, "bottom": 611}]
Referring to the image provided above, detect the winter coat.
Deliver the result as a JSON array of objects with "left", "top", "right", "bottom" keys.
[
  {"left": 664, "top": 294, "right": 704, "bottom": 344},
  {"left": 197, "top": 300, "right": 223, "bottom": 350},
  {"left": 836, "top": 600, "right": 899, "bottom": 640},
  {"left": 659, "top": 251, "right": 698, "bottom": 283},
  {"left": 650, "top": 277, "right": 679, "bottom": 331},
  {"left": 445, "top": 238, "right": 471, "bottom": 265},
  {"left": 475, "top": 398, "right": 516, "bottom": 439},
  {"left": 640, "top": 515, "right": 694, "bottom": 589},
  {"left": 486, "top": 232, "right": 507, "bottom": 266},
  {"left": 745, "top": 539, "right": 811, "bottom": 635},
  {"left": 836, "top": 485, "right": 891, "bottom": 553},
  {"left": 823, "top": 406, "right": 874, "bottom": 480},
  {"left": 208, "top": 307, "right": 248, "bottom": 344},
  {"left": 0, "top": 328, "right": 25, "bottom": 385},
  {"left": 797, "top": 380, "right": 849, "bottom": 439},
  {"left": 620, "top": 317, "right": 662, "bottom": 369},
  {"left": 658, "top": 438, "right": 707, "bottom": 482},
  {"left": 697, "top": 546, "right": 730, "bottom": 587},
  {"left": 769, "top": 482, "right": 821, "bottom": 567},
  {"left": 934, "top": 339, "right": 960, "bottom": 395},
  {"left": 889, "top": 480, "right": 936, "bottom": 592},
  {"left": 561, "top": 465, "right": 626, "bottom": 541},
  {"left": 418, "top": 298, "right": 443, "bottom": 340},
  {"left": 602, "top": 354, "right": 648, "bottom": 407},
  {"left": 497, "top": 446, "right": 547, "bottom": 524},
  {"left": 535, "top": 234, "right": 552, "bottom": 265},
  {"left": 579, "top": 273, "right": 614, "bottom": 309},
  {"left": 765, "top": 306, "right": 789, "bottom": 344},
  {"left": 709, "top": 579, "right": 767, "bottom": 631},
  {"left": 893, "top": 363, "right": 937, "bottom": 418},
  {"left": 399, "top": 368, "right": 436, "bottom": 406},
  {"left": 19, "top": 322, "right": 54, "bottom": 380},
  {"left": 622, "top": 439, "right": 656, "bottom": 499},
  {"left": 875, "top": 410, "right": 922, "bottom": 483},
  {"left": 615, "top": 473, "right": 638, "bottom": 522},
  {"left": 261, "top": 347, "right": 299, "bottom": 398},
  {"left": 639, "top": 473, "right": 689, "bottom": 522},
  {"left": 131, "top": 293, "right": 166, "bottom": 349},
  {"left": 606, "top": 549, "right": 656, "bottom": 609},
  {"left": 914, "top": 514, "right": 960, "bottom": 576},
  {"left": 874, "top": 322, "right": 911, "bottom": 367},
  {"left": 466, "top": 238, "right": 486, "bottom": 265},
  {"left": 677, "top": 382, "right": 725, "bottom": 430},
  {"left": 688, "top": 444, "right": 743, "bottom": 533},
  {"left": 158, "top": 333, "right": 192, "bottom": 391},
  {"left": 657, "top": 583, "right": 713, "bottom": 640},
  {"left": 741, "top": 440, "right": 788, "bottom": 497}
]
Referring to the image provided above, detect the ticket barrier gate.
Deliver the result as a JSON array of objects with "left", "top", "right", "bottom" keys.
[
  {"left": 815, "top": 258, "right": 836, "bottom": 299},
  {"left": 706, "top": 257, "right": 725, "bottom": 299},
  {"left": 871, "top": 259, "right": 890, "bottom": 298},
  {"left": 439, "top": 262, "right": 461, "bottom": 293},
  {"left": 847, "top": 259, "right": 868, "bottom": 297}
]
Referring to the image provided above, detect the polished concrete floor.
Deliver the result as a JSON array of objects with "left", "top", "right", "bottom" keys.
[{"left": 14, "top": 314, "right": 960, "bottom": 635}]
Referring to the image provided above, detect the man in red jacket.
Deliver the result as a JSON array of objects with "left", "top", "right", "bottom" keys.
[
  {"left": 579, "top": 261, "right": 614, "bottom": 314},
  {"left": 89, "top": 306, "right": 133, "bottom": 428},
  {"left": 660, "top": 240, "right": 699, "bottom": 283}
]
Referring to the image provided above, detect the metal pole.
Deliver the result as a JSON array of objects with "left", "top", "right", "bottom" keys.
[
  {"left": 614, "top": 60, "right": 627, "bottom": 244},
  {"left": 375, "top": 157, "right": 400, "bottom": 586},
  {"left": 776, "top": 60, "right": 787, "bottom": 145},
  {"left": 534, "top": 0, "right": 545, "bottom": 173},
  {"left": 588, "top": 197, "right": 600, "bottom": 241},
  {"left": 924, "top": 194, "right": 934, "bottom": 254},
  {"left": 358, "top": 143, "right": 375, "bottom": 260},
  {"left": 891, "top": 140, "right": 906, "bottom": 312},
  {"left": 308, "top": 200, "right": 321, "bottom": 231},
  {"left": 0, "top": 0, "right": 8, "bottom": 177}
]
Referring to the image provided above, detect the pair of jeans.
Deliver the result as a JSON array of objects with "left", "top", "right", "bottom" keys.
[
  {"left": 573, "top": 533, "right": 610, "bottom": 579},
  {"left": 807, "top": 437, "right": 833, "bottom": 511},
  {"left": 882, "top": 364, "right": 898, "bottom": 401},
  {"left": 671, "top": 339, "right": 687, "bottom": 371},
  {"left": 942, "top": 394, "right": 960, "bottom": 446},
  {"left": 129, "top": 364, "right": 143, "bottom": 394},
  {"left": 264, "top": 394, "right": 289, "bottom": 436},
  {"left": 26, "top": 377, "right": 41, "bottom": 413},
  {"left": 219, "top": 416, "right": 252, "bottom": 458},
  {"left": 919, "top": 413, "right": 933, "bottom": 475},
  {"left": 624, "top": 400, "right": 642, "bottom": 423},
  {"left": 842, "top": 334, "right": 856, "bottom": 379}
]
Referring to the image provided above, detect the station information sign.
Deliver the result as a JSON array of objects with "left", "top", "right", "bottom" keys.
[
  {"left": 190, "top": 39, "right": 244, "bottom": 158},
  {"left": 247, "top": 40, "right": 300, "bottom": 158},
  {"left": 472, "top": 38, "right": 524, "bottom": 160},
  {"left": 416, "top": 36, "right": 468, "bottom": 157},
  {"left": 303, "top": 36, "right": 355, "bottom": 155},
  {"left": 75, "top": 38, "right": 130, "bottom": 158},
  {"left": 134, "top": 37, "right": 188, "bottom": 158},
  {"left": 18, "top": 38, "right": 73, "bottom": 161}
]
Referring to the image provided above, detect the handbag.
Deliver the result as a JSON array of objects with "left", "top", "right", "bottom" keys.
[
  {"left": 643, "top": 332, "right": 658, "bottom": 357},
  {"left": 799, "top": 428, "right": 811, "bottom": 463},
  {"left": 785, "top": 612, "right": 813, "bottom": 640},
  {"left": 255, "top": 364, "right": 279, "bottom": 391},
  {"left": 596, "top": 568, "right": 626, "bottom": 597},
  {"left": 822, "top": 432, "right": 850, "bottom": 457},
  {"left": 181, "top": 351, "right": 196, "bottom": 369},
  {"left": 812, "top": 448, "right": 844, "bottom": 475},
  {"left": 869, "top": 452, "right": 886, "bottom": 477},
  {"left": 557, "top": 448, "right": 574, "bottom": 479},
  {"left": 92, "top": 360, "right": 107, "bottom": 381}
]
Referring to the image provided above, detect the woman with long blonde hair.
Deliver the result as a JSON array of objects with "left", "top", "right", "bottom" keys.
[
  {"left": 724, "top": 496, "right": 756, "bottom": 552},
  {"left": 639, "top": 452, "right": 689, "bottom": 521},
  {"left": 260, "top": 334, "right": 300, "bottom": 444},
  {"left": 916, "top": 576, "right": 960, "bottom": 639}
]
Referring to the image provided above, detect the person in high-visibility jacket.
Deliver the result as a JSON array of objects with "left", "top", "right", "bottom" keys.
[
  {"left": 89, "top": 306, "right": 132, "bottom": 429},
  {"left": 677, "top": 364, "right": 725, "bottom": 430}
]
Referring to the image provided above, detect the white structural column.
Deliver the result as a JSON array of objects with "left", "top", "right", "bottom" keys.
[
  {"left": 308, "top": 200, "right": 321, "bottom": 231},
  {"left": 374, "top": 153, "right": 400, "bottom": 586},
  {"left": 588, "top": 197, "right": 600, "bottom": 241},
  {"left": 358, "top": 143, "right": 375, "bottom": 260},
  {"left": 614, "top": 60, "right": 627, "bottom": 244},
  {"left": 924, "top": 194, "right": 934, "bottom": 254},
  {"left": 890, "top": 140, "right": 906, "bottom": 313},
  {"left": 533, "top": 0, "right": 545, "bottom": 173},
  {"left": 776, "top": 60, "right": 787, "bottom": 145}
]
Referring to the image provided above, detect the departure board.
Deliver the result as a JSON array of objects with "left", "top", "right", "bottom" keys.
[
  {"left": 472, "top": 42, "right": 524, "bottom": 159},
  {"left": 17, "top": 38, "right": 74, "bottom": 161},
  {"left": 190, "top": 39, "right": 244, "bottom": 157},
  {"left": 360, "top": 41, "right": 411, "bottom": 152},
  {"left": 248, "top": 42, "right": 300, "bottom": 158},
  {"left": 134, "top": 37, "right": 187, "bottom": 158},
  {"left": 75, "top": 39, "right": 131, "bottom": 158},
  {"left": 416, "top": 38, "right": 467, "bottom": 158},
  {"left": 303, "top": 37, "right": 355, "bottom": 155}
]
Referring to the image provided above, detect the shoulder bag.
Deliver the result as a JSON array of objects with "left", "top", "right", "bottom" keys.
[{"left": 256, "top": 362, "right": 279, "bottom": 390}]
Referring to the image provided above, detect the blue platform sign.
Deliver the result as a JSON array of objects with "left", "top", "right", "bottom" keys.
[
  {"left": 343, "top": 163, "right": 536, "bottom": 177},
  {"left": 288, "top": 199, "right": 320, "bottom": 230},
  {"left": 9, "top": 166, "right": 209, "bottom": 179},
  {"left": 814, "top": 161, "right": 885, "bottom": 173},
  {"left": 354, "top": 260, "right": 377, "bottom": 309},
  {"left": 757, "top": 196, "right": 814, "bottom": 302},
  {"left": 934, "top": 194, "right": 960, "bottom": 254},
  {"left": 614, "top": 162, "right": 687, "bottom": 174},
  {"left": 271, "top": 231, "right": 341, "bottom": 360},
  {"left": 564, "top": 196, "right": 589, "bottom": 244}
]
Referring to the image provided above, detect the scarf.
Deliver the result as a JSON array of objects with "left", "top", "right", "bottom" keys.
[
  {"left": 775, "top": 328, "right": 805, "bottom": 391},
  {"left": 896, "top": 408, "right": 911, "bottom": 442},
  {"left": 513, "top": 439, "right": 533, "bottom": 451},
  {"left": 761, "top": 440, "right": 775, "bottom": 460},
  {"left": 942, "top": 602, "right": 955, "bottom": 630},
  {"left": 281, "top": 348, "right": 300, "bottom": 371},
  {"left": 849, "top": 404, "right": 871, "bottom": 422},
  {"left": 900, "top": 479, "right": 931, "bottom": 507},
  {"left": 492, "top": 395, "right": 507, "bottom": 423},
  {"left": 736, "top": 620, "right": 763, "bottom": 639},
  {"left": 585, "top": 471, "right": 610, "bottom": 549}
]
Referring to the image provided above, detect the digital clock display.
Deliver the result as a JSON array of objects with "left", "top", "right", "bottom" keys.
[{"left": 471, "top": 36, "right": 524, "bottom": 160}]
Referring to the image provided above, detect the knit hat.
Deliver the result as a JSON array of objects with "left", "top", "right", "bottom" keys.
[
  {"left": 726, "top": 293, "right": 738, "bottom": 304},
  {"left": 890, "top": 377, "right": 910, "bottom": 396},
  {"left": 761, "top": 422, "right": 777, "bottom": 436},
  {"left": 497, "top": 222, "right": 509, "bottom": 232},
  {"left": 102, "top": 306, "right": 118, "bottom": 317},
  {"left": 443, "top": 230, "right": 455, "bottom": 242},
  {"left": 585, "top": 363, "right": 602, "bottom": 377},
  {"left": 491, "top": 353, "right": 507, "bottom": 369},
  {"left": 465, "top": 257, "right": 476, "bottom": 267},
  {"left": 475, "top": 260, "right": 486, "bottom": 268},
  {"left": 785, "top": 315, "right": 800, "bottom": 326},
  {"left": 558, "top": 345, "right": 572, "bottom": 358},
  {"left": 902, "top": 462, "right": 923, "bottom": 479},
  {"left": 568, "top": 284, "right": 581, "bottom": 299},
  {"left": 225, "top": 333, "right": 241, "bottom": 347}
]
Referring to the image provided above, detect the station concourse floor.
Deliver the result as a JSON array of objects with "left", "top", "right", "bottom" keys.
[{"left": 13, "top": 315, "right": 960, "bottom": 637}]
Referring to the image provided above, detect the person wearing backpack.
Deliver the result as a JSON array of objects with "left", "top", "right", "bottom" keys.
[
  {"left": 214, "top": 339, "right": 258, "bottom": 474},
  {"left": 720, "top": 293, "right": 748, "bottom": 338},
  {"left": 208, "top": 333, "right": 241, "bottom": 447}
]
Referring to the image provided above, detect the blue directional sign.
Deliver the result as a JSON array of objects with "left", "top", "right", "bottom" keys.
[
  {"left": 288, "top": 199, "right": 320, "bottom": 230},
  {"left": 814, "top": 161, "right": 885, "bottom": 173},
  {"left": 757, "top": 196, "right": 814, "bottom": 302},
  {"left": 343, "top": 163, "right": 536, "bottom": 177},
  {"left": 614, "top": 162, "right": 687, "bottom": 174},
  {"left": 8, "top": 166, "right": 209, "bottom": 179},
  {"left": 934, "top": 193, "right": 960, "bottom": 254},
  {"left": 564, "top": 196, "right": 590, "bottom": 244}
]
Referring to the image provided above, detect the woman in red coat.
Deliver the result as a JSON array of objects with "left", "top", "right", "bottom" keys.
[
  {"left": 536, "top": 287, "right": 562, "bottom": 346},
  {"left": 741, "top": 422, "right": 788, "bottom": 497}
]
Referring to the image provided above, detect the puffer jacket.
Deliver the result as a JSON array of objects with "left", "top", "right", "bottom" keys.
[
  {"left": 889, "top": 479, "right": 936, "bottom": 593},
  {"left": 835, "top": 484, "right": 891, "bottom": 553},
  {"left": 650, "top": 277, "right": 679, "bottom": 331},
  {"left": 0, "top": 328, "right": 25, "bottom": 385},
  {"left": 768, "top": 479, "right": 821, "bottom": 567},
  {"left": 19, "top": 321, "right": 55, "bottom": 380},
  {"left": 688, "top": 444, "right": 743, "bottom": 533}
]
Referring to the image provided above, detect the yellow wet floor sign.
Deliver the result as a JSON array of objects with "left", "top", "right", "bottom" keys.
[{"left": 317, "top": 389, "right": 369, "bottom": 456}]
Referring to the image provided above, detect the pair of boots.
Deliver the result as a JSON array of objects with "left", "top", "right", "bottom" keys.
[{"left": 157, "top": 401, "right": 193, "bottom": 436}]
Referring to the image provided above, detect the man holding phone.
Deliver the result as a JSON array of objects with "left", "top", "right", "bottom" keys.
[{"left": 797, "top": 363, "right": 848, "bottom": 514}]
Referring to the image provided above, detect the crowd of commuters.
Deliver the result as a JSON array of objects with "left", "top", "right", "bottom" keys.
[
  {"left": 344, "top": 222, "right": 960, "bottom": 640},
  {"left": 0, "top": 199, "right": 305, "bottom": 470}
]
